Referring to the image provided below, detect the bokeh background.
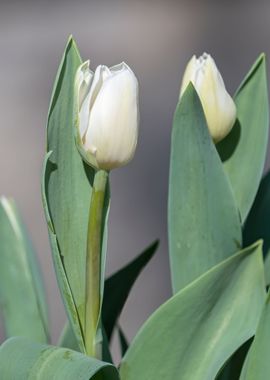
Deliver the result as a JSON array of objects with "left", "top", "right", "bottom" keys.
[{"left": 0, "top": 0, "right": 270, "bottom": 359}]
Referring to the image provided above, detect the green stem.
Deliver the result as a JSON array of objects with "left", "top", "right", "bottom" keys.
[{"left": 85, "top": 169, "right": 108, "bottom": 357}]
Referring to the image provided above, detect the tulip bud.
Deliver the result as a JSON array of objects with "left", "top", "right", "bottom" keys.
[
  {"left": 74, "top": 61, "right": 139, "bottom": 171},
  {"left": 180, "top": 53, "right": 236, "bottom": 143}
]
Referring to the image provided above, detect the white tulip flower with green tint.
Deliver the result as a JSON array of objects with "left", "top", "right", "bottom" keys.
[
  {"left": 74, "top": 61, "right": 139, "bottom": 171},
  {"left": 180, "top": 53, "right": 236, "bottom": 143}
]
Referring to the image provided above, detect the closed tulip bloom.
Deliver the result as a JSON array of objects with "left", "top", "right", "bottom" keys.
[
  {"left": 75, "top": 61, "right": 139, "bottom": 171},
  {"left": 180, "top": 53, "right": 236, "bottom": 143}
]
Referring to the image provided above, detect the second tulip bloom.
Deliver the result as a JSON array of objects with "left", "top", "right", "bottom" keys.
[{"left": 180, "top": 53, "right": 236, "bottom": 143}]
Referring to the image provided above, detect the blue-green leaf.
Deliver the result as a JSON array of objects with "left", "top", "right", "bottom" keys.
[
  {"left": 243, "top": 170, "right": 270, "bottom": 285},
  {"left": 168, "top": 84, "right": 242, "bottom": 293},
  {"left": 102, "top": 240, "right": 158, "bottom": 340},
  {"left": 0, "top": 337, "right": 119, "bottom": 379},
  {"left": 217, "top": 54, "right": 269, "bottom": 221},
  {"left": 0, "top": 198, "right": 48, "bottom": 343},
  {"left": 42, "top": 37, "right": 110, "bottom": 351},
  {"left": 240, "top": 290, "right": 270, "bottom": 379},
  {"left": 42, "top": 152, "right": 85, "bottom": 352},
  {"left": 120, "top": 242, "right": 266, "bottom": 380}
]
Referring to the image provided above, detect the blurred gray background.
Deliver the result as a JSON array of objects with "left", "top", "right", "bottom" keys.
[{"left": 0, "top": 0, "right": 270, "bottom": 360}]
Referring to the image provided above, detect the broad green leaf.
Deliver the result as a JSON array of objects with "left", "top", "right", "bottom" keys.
[
  {"left": 0, "top": 337, "right": 119, "bottom": 380},
  {"left": 243, "top": 170, "right": 270, "bottom": 285},
  {"left": 240, "top": 291, "right": 270, "bottom": 380},
  {"left": 43, "top": 37, "right": 110, "bottom": 350},
  {"left": 217, "top": 54, "right": 269, "bottom": 221},
  {"left": 0, "top": 198, "right": 48, "bottom": 343},
  {"left": 168, "top": 84, "right": 242, "bottom": 293},
  {"left": 118, "top": 326, "right": 129, "bottom": 357},
  {"left": 218, "top": 171, "right": 270, "bottom": 378},
  {"left": 102, "top": 240, "right": 158, "bottom": 340},
  {"left": 42, "top": 152, "right": 85, "bottom": 352},
  {"left": 120, "top": 242, "right": 266, "bottom": 380}
]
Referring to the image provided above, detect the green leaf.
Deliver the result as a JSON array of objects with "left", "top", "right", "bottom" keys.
[
  {"left": 59, "top": 322, "right": 113, "bottom": 363},
  {"left": 216, "top": 339, "right": 252, "bottom": 380},
  {"left": 239, "top": 291, "right": 270, "bottom": 380},
  {"left": 168, "top": 84, "right": 242, "bottom": 293},
  {"left": 243, "top": 170, "right": 270, "bottom": 285},
  {"left": 101, "top": 325, "right": 113, "bottom": 364},
  {"left": 219, "top": 170, "right": 270, "bottom": 378},
  {"left": 58, "top": 241, "right": 157, "bottom": 357},
  {"left": 42, "top": 152, "right": 85, "bottom": 352},
  {"left": 120, "top": 242, "right": 266, "bottom": 380},
  {"left": 0, "top": 198, "right": 48, "bottom": 343},
  {"left": 0, "top": 337, "right": 119, "bottom": 380},
  {"left": 102, "top": 240, "right": 158, "bottom": 340},
  {"left": 118, "top": 326, "right": 129, "bottom": 357},
  {"left": 42, "top": 37, "right": 110, "bottom": 351},
  {"left": 58, "top": 322, "right": 80, "bottom": 352},
  {"left": 217, "top": 54, "right": 269, "bottom": 221}
]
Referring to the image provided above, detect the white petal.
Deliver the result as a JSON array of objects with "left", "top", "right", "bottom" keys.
[
  {"left": 180, "top": 53, "right": 236, "bottom": 142},
  {"left": 75, "top": 61, "right": 93, "bottom": 110},
  {"left": 79, "top": 64, "right": 111, "bottom": 140},
  {"left": 88, "top": 65, "right": 111, "bottom": 111},
  {"left": 180, "top": 55, "right": 196, "bottom": 97},
  {"left": 84, "top": 67, "right": 139, "bottom": 170}
]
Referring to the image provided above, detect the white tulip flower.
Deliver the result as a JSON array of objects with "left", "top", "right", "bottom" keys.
[
  {"left": 180, "top": 53, "right": 236, "bottom": 143},
  {"left": 75, "top": 61, "right": 139, "bottom": 171}
]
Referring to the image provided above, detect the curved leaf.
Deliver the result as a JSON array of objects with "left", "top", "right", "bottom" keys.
[
  {"left": 120, "top": 242, "right": 265, "bottom": 380},
  {"left": 240, "top": 291, "right": 270, "bottom": 380},
  {"left": 103, "top": 240, "right": 158, "bottom": 340},
  {"left": 43, "top": 37, "right": 110, "bottom": 351},
  {"left": 0, "top": 198, "right": 48, "bottom": 343},
  {"left": 243, "top": 170, "right": 270, "bottom": 285},
  {"left": 0, "top": 337, "right": 119, "bottom": 380},
  {"left": 243, "top": 170, "right": 270, "bottom": 256},
  {"left": 168, "top": 84, "right": 242, "bottom": 293},
  {"left": 216, "top": 339, "right": 252, "bottom": 380},
  {"left": 42, "top": 152, "right": 85, "bottom": 352},
  {"left": 217, "top": 54, "right": 269, "bottom": 221},
  {"left": 118, "top": 326, "right": 129, "bottom": 357}
]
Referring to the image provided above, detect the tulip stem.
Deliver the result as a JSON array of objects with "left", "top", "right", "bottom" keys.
[{"left": 85, "top": 169, "right": 108, "bottom": 358}]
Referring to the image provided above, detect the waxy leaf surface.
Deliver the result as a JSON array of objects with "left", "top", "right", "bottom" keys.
[
  {"left": 120, "top": 243, "right": 265, "bottom": 380},
  {"left": 168, "top": 84, "right": 242, "bottom": 292}
]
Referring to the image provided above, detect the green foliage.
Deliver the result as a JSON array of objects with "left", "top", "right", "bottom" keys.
[
  {"left": 168, "top": 84, "right": 241, "bottom": 293},
  {"left": 103, "top": 240, "right": 159, "bottom": 340},
  {"left": 240, "top": 291, "right": 270, "bottom": 379},
  {"left": 243, "top": 170, "right": 270, "bottom": 285},
  {"left": 0, "top": 337, "right": 119, "bottom": 379},
  {"left": 42, "top": 37, "right": 110, "bottom": 352},
  {"left": 120, "top": 242, "right": 266, "bottom": 380},
  {"left": 0, "top": 198, "right": 48, "bottom": 343},
  {"left": 0, "top": 39, "right": 269, "bottom": 380},
  {"left": 217, "top": 54, "right": 269, "bottom": 222},
  {"left": 59, "top": 240, "right": 158, "bottom": 357}
]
